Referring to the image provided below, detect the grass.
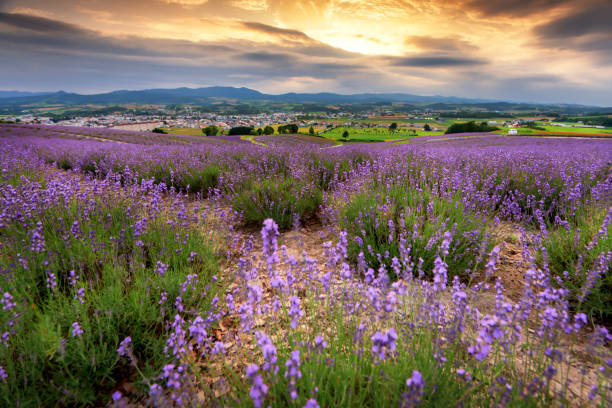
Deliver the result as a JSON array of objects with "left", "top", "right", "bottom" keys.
[
  {"left": 339, "top": 186, "right": 488, "bottom": 280},
  {"left": 232, "top": 178, "right": 323, "bottom": 230},
  {"left": 541, "top": 126, "right": 612, "bottom": 135},
  {"left": 321, "top": 126, "right": 444, "bottom": 142},
  {"left": 162, "top": 127, "right": 206, "bottom": 136},
  {"left": 0, "top": 173, "right": 221, "bottom": 406},
  {"left": 494, "top": 126, "right": 612, "bottom": 136},
  {"left": 3, "top": 126, "right": 612, "bottom": 407},
  {"left": 541, "top": 206, "right": 612, "bottom": 323}
]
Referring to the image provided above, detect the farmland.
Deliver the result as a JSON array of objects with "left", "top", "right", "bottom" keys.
[
  {"left": 0, "top": 123, "right": 611, "bottom": 407},
  {"left": 320, "top": 126, "right": 444, "bottom": 141}
]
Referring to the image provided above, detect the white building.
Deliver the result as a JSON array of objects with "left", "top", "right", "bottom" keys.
[{"left": 508, "top": 128, "right": 518, "bottom": 135}]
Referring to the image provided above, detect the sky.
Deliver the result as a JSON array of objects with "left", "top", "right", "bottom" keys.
[{"left": 0, "top": 0, "right": 610, "bottom": 105}]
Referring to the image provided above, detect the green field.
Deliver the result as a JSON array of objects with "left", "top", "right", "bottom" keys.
[
  {"left": 311, "top": 117, "right": 441, "bottom": 124},
  {"left": 162, "top": 127, "right": 205, "bottom": 136},
  {"left": 493, "top": 126, "right": 612, "bottom": 136},
  {"left": 320, "top": 126, "right": 444, "bottom": 142},
  {"left": 541, "top": 125, "right": 612, "bottom": 134}
]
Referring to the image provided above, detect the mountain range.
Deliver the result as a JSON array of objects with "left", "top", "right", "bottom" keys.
[
  {"left": 0, "top": 87, "right": 608, "bottom": 111},
  {"left": 0, "top": 87, "right": 500, "bottom": 106}
]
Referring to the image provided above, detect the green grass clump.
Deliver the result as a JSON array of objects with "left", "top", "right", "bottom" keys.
[
  {"left": 232, "top": 179, "right": 322, "bottom": 230},
  {"left": 339, "top": 186, "right": 488, "bottom": 280},
  {"left": 0, "top": 192, "right": 220, "bottom": 406},
  {"left": 540, "top": 207, "right": 611, "bottom": 323}
]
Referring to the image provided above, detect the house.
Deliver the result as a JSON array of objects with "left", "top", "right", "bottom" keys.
[{"left": 508, "top": 128, "right": 518, "bottom": 135}]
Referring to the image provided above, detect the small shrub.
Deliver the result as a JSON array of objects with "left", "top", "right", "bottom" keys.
[
  {"left": 340, "top": 186, "right": 488, "bottom": 280},
  {"left": 184, "top": 165, "right": 220, "bottom": 195},
  {"left": 541, "top": 207, "right": 612, "bottom": 322},
  {"left": 0, "top": 186, "right": 220, "bottom": 406},
  {"left": 232, "top": 179, "right": 322, "bottom": 230}
]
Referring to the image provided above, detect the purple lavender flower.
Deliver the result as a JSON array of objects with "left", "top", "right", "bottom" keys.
[
  {"left": 261, "top": 218, "right": 280, "bottom": 257},
  {"left": 246, "top": 364, "right": 268, "bottom": 408},
  {"left": 71, "top": 321, "right": 84, "bottom": 337},
  {"left": 46, "top": 271, "right": 57, "bottom": 294},
  {"left": 256, "top": 331, "right": 278, "bottom": 375},
  {"left": 314, "top": 335, "right": 327, "bottom": 351},
  {"left": 401, "top": 370, "right": 425, "bottom": 408},
  {"left": 289, "top": 296, "right": 303, "bottom": 329},
  {"left": 303, "top": 399, "right": 320, "bottom": 408},
  {"left": 155, "top": 261, "right": 168, "bottom": 276},
  {"left": 432, "top": 256, "right": 447, "bottom": 292},
  {"left": 68, "top": 270, "right": 78, "bottom": 287},
  {"left": 74, "top": 287, "right": 85, "bottom": 304},
  {"left": 371, "top": 328, "right": 397, "bottom": 362},
  {"left": 1, "top": 292, "right": 15, "bottom": 310},
  {"left": 285, "top": 350, "right": 302, "bottom": 400},
  {"left": 117, "top": 336, "right": 132, "bottom": 357}
]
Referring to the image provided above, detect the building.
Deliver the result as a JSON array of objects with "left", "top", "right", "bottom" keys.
[
  {"left": 110, "top": 121, "right": 163, "bottom": 131},
  {"left": 508, "top": 128, "right": 518, "bottom": 135}
]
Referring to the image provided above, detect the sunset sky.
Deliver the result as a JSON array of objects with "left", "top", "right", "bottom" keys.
[{"left": 0, "top": 0, "right": 610, "bottom": 105}]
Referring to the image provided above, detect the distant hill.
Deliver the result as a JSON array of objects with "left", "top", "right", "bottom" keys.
[
  {"left": 0, "top": 87, "right": 609, "bottom": 112},
  {"left": 0, "top": 91, "right": 52, "bottom": 99},
  {"left": 0, "top": 87, "right": 497, "bottom": 106}
]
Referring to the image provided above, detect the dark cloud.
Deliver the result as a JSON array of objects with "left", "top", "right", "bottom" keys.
[
  {"left": 463, "top": 0, "right": 570, "bottom": 16},
  {"left": 311, "top": 62, "right": 364, "bottom": 71},
  {"left": 0, "top": 13, "right": 237, "bottom": 59},
  {"left": 532, "top": 4, "right": 612, "bottom": 60},
  {"left": 0, "top": 6, "right": 609, "bottom": 104},
  {"left": 504, "top": 74, "right": 563, "bottom": 85},
  {"left": 390, "top": 55, "right": 487, "bottom": 67},
  {"left": 240, "top": 51, "right": 293, "bottom": 63},
  {"left": 0, "top": 11, "right": 86, "bottom": 34},
  {"left": 0, "top": 12, "right": 368, "bottom": 91},
  {"left": 241, "top": 22, "right": 312, "bottom": 41},
  {"left": 239, "top": 21, "right": 358, "bottom": 59},
  {"left": 534, "top": 5, "right": 612, "bottom": 38}
]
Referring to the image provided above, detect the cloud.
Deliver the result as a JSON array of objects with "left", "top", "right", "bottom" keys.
[
  {"left": 0, "top": 4, "right": 610, "bottom": 105},
  {"left": 0, "top": 11, "right": 85, "bottom": 34},
  {"left": 462, "top": 0, "right": 571, "bottom": 16},
  {"left": 0, "top": 11, "right": 368, "bottom": 87},
  {"left": 239, "top": 51, "right": 293, "bottom": 63},
  {"left": 162, "top": 0, "right": 209, "bottom": 5},
  {"left": 404, "top": 35, "right": 478, "bottom": 52},
  {"left": 534, "top": 5, "right": 612, "bottom": 38},
  {"left": 240, "top": 22, "right": 312, "bottom": 41},
  {"left": 232, "top": 0, "right": 268, "bottom": 11},
  {"left": 390, "top": 55, "right": 487, "bottom": 67},
  {"left": 532, "top": 4, "right": 612, "bottom": 61}
]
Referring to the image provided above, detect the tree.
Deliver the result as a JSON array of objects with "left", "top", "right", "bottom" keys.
[
  {"left": 263, "top": 125, "right": 274, "bottom": 135},
  {"left": 202, "top": 125, "right": 219, "bottom": 136},
  {"left": 278, "top": 124, "right": 299, "bottom": 134},
  {"left": 152, "top": 127, "right": 167, "bottom": 134},
  {"left": 342, "top": 130, "right": 349, "bottom": 141},
  {"left": 309, "top": 126, "right": 315, "bottom": 136},
  {"left": 257, "top": 128, "right": 263, "bottom": 136},
  {"left": 389, "top": 122, "right": 398, "bottom": 131},
  {"left": 228, "top": 126, "right": 254, "bottom": 135},
  {"left": 445, "top": 121, "right": 499, "bottom": 135},
  {"left": 423, "top": 124, "right": 431, "bottom": 131}
]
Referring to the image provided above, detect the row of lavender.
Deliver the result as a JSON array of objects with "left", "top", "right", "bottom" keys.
[
  {"left": 0, "top": 139, "right": 232, "bottom": 405},
  {"left": 0, "top": 125, "right": 611, "bottom": 406},
  {"left": 3, "top": 127, "right": 611, "bottom": 317}
]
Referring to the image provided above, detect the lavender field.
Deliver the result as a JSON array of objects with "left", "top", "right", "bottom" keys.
[{"left": 0, "top": 123, "right": 611, "bottom": 407}]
